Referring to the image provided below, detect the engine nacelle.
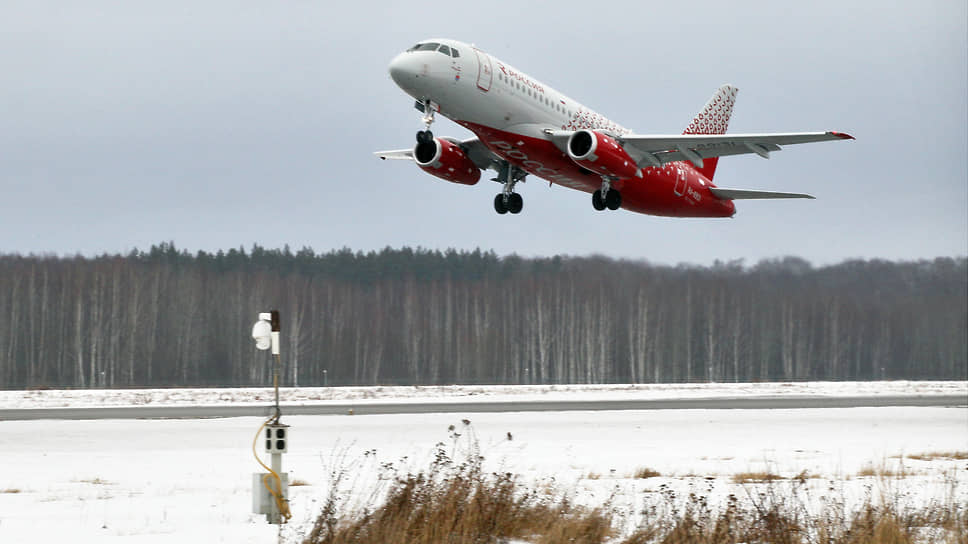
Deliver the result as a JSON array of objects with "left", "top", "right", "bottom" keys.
[
  {"left": 567, "top": 130, "right": 642, "bottom": 179},
  {"left": 413, "top": 138, "right": 481, "bottom": 186}
]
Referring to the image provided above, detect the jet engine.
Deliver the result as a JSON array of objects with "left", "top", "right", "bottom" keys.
[
  {"left": 567, "top": 130, "right": 641, "bottom": 179},
  {"left": 413, "top": 138, "right": 481, "bottom": 185}
]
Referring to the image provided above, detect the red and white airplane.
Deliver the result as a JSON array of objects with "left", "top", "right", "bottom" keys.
[{"left": 376, "top": 39, "right": 853, "bottom": 217}]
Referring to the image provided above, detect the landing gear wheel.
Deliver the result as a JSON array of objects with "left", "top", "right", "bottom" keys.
[
  {"left": 605, "top": 189, "right": 622, "bottom": 210},
  {"left": 592, "top": 190, "right": 606, "bottom": 211},
  {"left": 416, "top": 130, "right": 433, "bottom": 143},
  {"left": 494, "top": 194, "right": 508, "bottom": 214},
  {"left": 507, "top": 193, "right": 523, "bottom": 214}
]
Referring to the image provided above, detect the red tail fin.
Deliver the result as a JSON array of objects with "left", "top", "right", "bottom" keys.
[{"left": 683, "top": 84, "right": 738, "bottom": 181}]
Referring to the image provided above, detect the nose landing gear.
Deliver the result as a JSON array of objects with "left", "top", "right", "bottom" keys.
[{"left": 416, "top": 99, "right": 437, "bottom": 142}]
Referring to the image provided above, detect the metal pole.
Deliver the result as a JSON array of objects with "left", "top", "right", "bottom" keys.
[
  {"left": 269, "top": 452, "right": 283, "bottom": 524},
  {"left": 270, "top": 310, "right": 281, "bottom": 421},
  {"left": 273, "top": 354, "right": 281, "bottom": 421}
]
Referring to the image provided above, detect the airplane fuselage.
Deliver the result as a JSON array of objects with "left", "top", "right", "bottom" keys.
[{"left": 388, "top": 39, "right": 736, "bottom": 217}]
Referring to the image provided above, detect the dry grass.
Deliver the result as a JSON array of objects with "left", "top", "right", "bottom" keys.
[
  {"left": 856, "top": 462, "right": 914, "bottom": 479},
  {"left": 906, "top": 451, "right": 968, "bottom": 461},
  {"left": 793, "top": 470, "right": 822, "bottom": 482},
  {"left": 1, "top": 488, "right": 22, "bottom": 494},
  {"left": 633, "top": 467, "right": 662, "bottom": 479},
  {"left": 300, "top": 426, "right": 966, "bottom": 544},
  {"left": 303, "top": 465, "right": 967, "bottom": 544},
  {"left": 621, "top": 475, "right": 967, "bottom": 544},
  {"left": 303, "top": 444, "right": 613, "bottom": 544},
  {"left": 75, "top": 477, "right": 112, "bottom": 485},
  {"left": 290, "top": 479, "right": 312, "bottom": 487},
  {"left": 731, "top": 471, "right": 784, "bottom": 484}
]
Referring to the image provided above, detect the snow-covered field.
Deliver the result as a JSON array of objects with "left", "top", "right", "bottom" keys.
[
  {"left": 2, "top": 380, "right": 965, "bottom": 409},
  {"left": 0, "top": 383, "right": 965, "bottom": 543}
]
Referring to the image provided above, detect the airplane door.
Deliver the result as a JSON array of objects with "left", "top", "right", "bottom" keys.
[
  {"left": 474, "top": 49, "right": 492, "bottom": 92},
  {"left": 673, "top": 165, "right": 687, "bottom": 196}
]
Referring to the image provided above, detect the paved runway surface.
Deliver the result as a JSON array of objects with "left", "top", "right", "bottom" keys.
[{"left": 2, "top": 394, "right": 965, "bottom": 420}]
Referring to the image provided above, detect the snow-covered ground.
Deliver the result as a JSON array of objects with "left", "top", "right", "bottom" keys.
[
  {"left": 0, "top": 384, "right": 965, "bottom": 543},
  {"left": 1, "top": 380, "right": 965, "bottom": 409}
]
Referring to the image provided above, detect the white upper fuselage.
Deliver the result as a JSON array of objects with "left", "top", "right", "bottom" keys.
[{"left": 388, "top": 39, "right": 631, "bottom": 144}]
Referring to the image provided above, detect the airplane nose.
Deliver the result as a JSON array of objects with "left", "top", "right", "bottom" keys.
[{"left": 388, "top": 52, "right": 416, "bottom": 88}]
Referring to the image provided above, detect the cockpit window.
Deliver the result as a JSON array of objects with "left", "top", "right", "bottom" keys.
[
  {"left": 407, "top": 42, "right": 441, "bottom": 52},
  {"left": 438, "top": 45, "right": 450, "bottom": 56},
  {"left": 451, "top": 48, "right": 460, "bottom": 58}
]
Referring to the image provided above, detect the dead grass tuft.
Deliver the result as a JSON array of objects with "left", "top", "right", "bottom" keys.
[
  {"left": 2, "top": 488, "right": 22, "bottom": 494},
  {"left": 633, "top": 467, "right": 662, "bottom": 479},
  {"left": 731, "top": 471, "right": 783, "bottom": 484},
  {"left": 793, "top": 469, "right": 822, "bottom": 482},
  {"left": 76, "top": 477, "right": 112, "bottom": 485},
  {"left": 856, "top": 462, "right": 914, "bottom": 479},
  {"left": 290, "top": 479, "right": 311, "bottom": 487},
  {"left": 906, "top": 451, "right": 968, "bottom": 461}
]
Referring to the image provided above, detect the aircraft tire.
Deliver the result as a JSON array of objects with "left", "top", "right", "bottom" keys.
[
  {"left": 494, "top": 194, "right": 508, "bottom": 214},
  {"left": 605, "top": 190, "right": 621, "bottom": 210},
  {"left": 416, "top": 130, "right": 433, "bottom": 143},
  {"left": 507, "top": 193, "right": 523, "bottom": 214},
  {"left": 592, "top": 190, "right": 606, "bottom": 211}
]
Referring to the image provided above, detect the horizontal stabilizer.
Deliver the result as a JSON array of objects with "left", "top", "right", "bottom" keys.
[
  {"left": 374, "top": 148, "right": 414, "bottom": 160},
  {"left": 710, "top": 187, "right": 815, "bottom": 200}
]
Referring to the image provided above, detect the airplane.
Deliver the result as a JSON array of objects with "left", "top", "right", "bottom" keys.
[{"left": 375, "top": 39, "right": 853, "bottom": 218}]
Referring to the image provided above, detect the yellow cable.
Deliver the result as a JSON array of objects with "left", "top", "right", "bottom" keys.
[{"left": 252, "top": 415, "right": 292, "bottom": 522}]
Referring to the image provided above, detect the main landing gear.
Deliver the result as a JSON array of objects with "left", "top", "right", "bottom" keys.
[
  {"left": 494, "top": 193, "right": 523, "bottom": 214},
  {"left": 592, "top": 178, "right": 622, "bottom": 211},
  {"left": 493, "top": 161, "right": 525, "bottom": 215}
]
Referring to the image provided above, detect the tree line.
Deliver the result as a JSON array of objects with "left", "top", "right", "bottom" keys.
[{"left": 0, "top": 243, "right": 964, "bottom": 389}]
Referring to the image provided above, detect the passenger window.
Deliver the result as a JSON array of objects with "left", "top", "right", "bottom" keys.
[
  {"left": 438, "top": 45, "right": 450, "bottom": 56},
  {"left": 451, "top": 49, "right": 460, "bottom": 58}
]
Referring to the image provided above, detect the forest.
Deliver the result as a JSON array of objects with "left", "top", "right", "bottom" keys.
[{"left": 0, "top": 244, "right": 964, "bottom": 389}]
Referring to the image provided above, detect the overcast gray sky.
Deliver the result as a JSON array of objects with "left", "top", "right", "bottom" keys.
[{"left": 1, "top": 1, "right": 965, "bottom": 265}]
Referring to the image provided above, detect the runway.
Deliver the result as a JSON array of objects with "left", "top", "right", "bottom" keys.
[{"left": 2, "top": 393, "right": 964, "bottom": 420}]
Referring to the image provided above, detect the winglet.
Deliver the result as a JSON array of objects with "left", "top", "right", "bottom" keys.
[{"left": 830, "top": 131, "right": 855, "bottom": 140}]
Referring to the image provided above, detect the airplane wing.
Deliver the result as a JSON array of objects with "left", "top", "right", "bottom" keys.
[
  {"left": 375, "top": 138, "right": 500, "bottom": 171},
  {"left": 545, "top": 130, "right": 853, "bottom": 169}
]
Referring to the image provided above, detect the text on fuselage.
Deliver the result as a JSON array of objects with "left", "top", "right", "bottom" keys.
[{"left": 496, "top": 63, "right": 545, "bottom": 94}]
